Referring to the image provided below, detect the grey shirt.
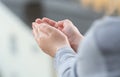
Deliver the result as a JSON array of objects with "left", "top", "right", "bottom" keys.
[{"left": 54, "top": 16, "right": 120, "bottom": 77}]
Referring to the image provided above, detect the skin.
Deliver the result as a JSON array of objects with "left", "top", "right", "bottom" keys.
[
  {"left": 32, "top": 17, "right": 84, "bottom": 57},
  {"left": 32, "top": 22, "right": 70, "bottom": 57},
  {"left": 35, "top": 17, "right": 84, "bottom": 52}
]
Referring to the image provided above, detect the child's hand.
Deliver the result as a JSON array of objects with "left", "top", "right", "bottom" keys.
[
  {"left": 32, "top": 22, "right": 70, "bottom": 57},
  {"left": 57, "top": 19, "right": 84, "bottom": 52},
  {"left": 35, "top": 18, "right": 84, "bottom": 52}
]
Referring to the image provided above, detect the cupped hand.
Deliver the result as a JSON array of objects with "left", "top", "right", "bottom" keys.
[
  {"left": 32, "top": 22, "right": 70, "bottom": 57},
  {"left": 35, "top": 18, "right": 84, "bottom": 52},
  {"left": 57, "top": 19, "right": 84, "bottom": 52}
]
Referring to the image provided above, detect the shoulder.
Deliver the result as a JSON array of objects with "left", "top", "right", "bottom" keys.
[{"left": 92, "top": 16, "right": 120, "bottom": 53}]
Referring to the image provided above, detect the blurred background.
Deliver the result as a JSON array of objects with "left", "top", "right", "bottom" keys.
[{"left": 0, "top": 0, "right": 103, "bottom": 77}]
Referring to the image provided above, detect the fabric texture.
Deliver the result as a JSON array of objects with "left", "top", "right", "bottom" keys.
[{"left": 54, "top": 16, "right": 120, "bottom": 77}]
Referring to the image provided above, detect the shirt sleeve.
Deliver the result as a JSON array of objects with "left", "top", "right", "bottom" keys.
[
  {"left": 54, "top": 46, "right": 77, "bottom": 77},
  {"left": 53, "top": 18, "right": 108, "bottom": 77}
]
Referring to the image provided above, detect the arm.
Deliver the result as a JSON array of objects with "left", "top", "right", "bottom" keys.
[
  {"left": 54, "top": 30, "right": 107, "bottom": 77},
  {"left": 54, "top": 19, "right": 109, "bottom": 77},
  {"left": 54, "top": 46, "right": 77, "bottom": 77}
]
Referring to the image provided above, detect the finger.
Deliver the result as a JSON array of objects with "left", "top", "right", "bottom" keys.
[
  {"left": 32, "top": 22, "right": 49, "bottom": 36},
  {"left": 32, "top": 22, "right": 37, "bottom": 33},
  {"left": 42, "top": 17, "right": 57, "bottom": 27},
  {"left": 57, "top": 21, "right": 64, "bottom": 27},
  {"left": 32, "top": 28, "right": 38, "bottom": 39},
  {"left": 32, "top": 22, "right": 35, "bottom": 29},
  {"left": 39, "top": 23, "right": 56, "bottom": 35},
  {"left": 33, "top": 26, "right": 46, "bottom": 43},
  {"left": 32, "top": 22, "right": 39, "bottom": 34},
  {"left": 61, "top": 19, "right": 74, "bottom": 29},
  {"left": 64, "top": 19, "right": 73, "bottom": 25},
  {"left": 63, "top": 19, "right": 76, "bottom": 30},
  {"left": 32, "top": 30, "right": 39, "bottom": 42},
  {"left": 32, "top": 22, "right": 38, "bottom": 29},
  {"left": 57, "top": 21, "right": 64, "bottom": 30},
  {"left": 33, "top": 22, "right": 42, "bottom": 38},
  {"left": 35, "top": 18, "right": 43, "bottom": 24}
]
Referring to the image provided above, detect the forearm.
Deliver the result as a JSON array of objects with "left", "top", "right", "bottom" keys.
[
  {"left": 70, "top": 33, "right": 84, "bottom": 52},
  {"left": 54, "top": 46, "right": 77, "bottom": 77}
]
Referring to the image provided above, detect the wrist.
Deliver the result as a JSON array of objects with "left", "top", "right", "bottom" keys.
[
  {"left": 70, "top": 34, "right": 84, "bottom": 51},
  {"left": 56, "top": 44, "right": 70, "bottom": 52}
]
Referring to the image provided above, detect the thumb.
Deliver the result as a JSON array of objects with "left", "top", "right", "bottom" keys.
[
  {"left": 63, "top": 19, "right": 73, "bottom": 27},
  {"left": 57, "top": 21, "right": 64, "bottom": 30}
]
